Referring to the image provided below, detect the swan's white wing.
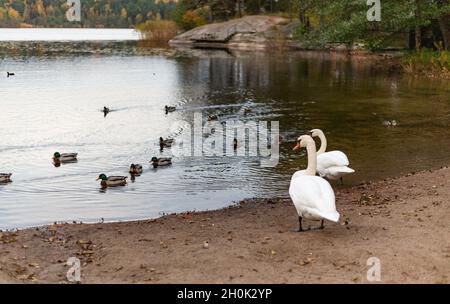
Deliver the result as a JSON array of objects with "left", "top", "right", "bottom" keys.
[
  {"left": 317, "top": 151, "right": 349, "bottom": 170},
  {"left": 320, "top": 166, "right": 355, "bottom": 180},
  {"left": 290, "top": 170, "right": 307, "bottom": 182},
  {"left": 289, "top": 175, "right": 339, "bottom": 222}
]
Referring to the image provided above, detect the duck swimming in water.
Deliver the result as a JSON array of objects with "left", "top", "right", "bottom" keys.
[
  {"left": 129, "top": 164, "right": 143, "bottom": 175},
  {"left": 208, "top": 114, "right": 218, "bottom": 121},
  {"left": 165, "top": 105, "right": 176, "bottom": 114},
  {"left": 7, "top": 72, "right": 15, "bottom": 78},
  {"left": 151, "top": 157, "right": 172, "bottom": 168},
  {"left": 97, "top": 174, "right": 127, "bottom": 188},
  {"left": 103, "top": 107, "right": 110, "bottom": 117},
  {"left": 53, "top": 152, "right": 78, "bottom": 163},
  {"left": 382, "top": 119, "right": 398, "bottom": 127},
  {"left": 0, "top": 173, "right": 12, "bottom": 183},
  {"left": 159, "top": 137, "right": 174, "bottom": 149}
]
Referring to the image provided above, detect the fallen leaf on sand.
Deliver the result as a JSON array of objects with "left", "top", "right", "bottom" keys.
[
  {"left": 297, "top": 257, "right": 314, "bottom": 266},
  {"left": 14, "top": 264, "right": 27, "bottom": 275},
  {"left": 77, "top": 240, "right": 92, "bottom": 245},
  {"left": 17, "top": 274, "right": 37, "bottom": 281}
]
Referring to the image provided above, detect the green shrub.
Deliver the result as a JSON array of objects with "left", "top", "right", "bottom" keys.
[{"left": 402, "top": 47, "right": 450, "bottom": 78}]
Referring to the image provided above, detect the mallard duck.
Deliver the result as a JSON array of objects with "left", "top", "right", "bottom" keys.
[
  {"left": 207, "top": 114, "right": 218, "bottom": 121},
  {"left": 97, "top": 174, "right": 127, "bottom": 187},
  {"left": 53, "top": 152, "right": 78, "bottom": 163},
  {"left": 165, "top": 105, "right": 176, "bottom": 114},
  {"left": 7, "top": 72, "right": 15, "bottom": 78},
  {"left": 382, "top": 119, "right": 398, "bottom": 127},
  {"left": 0, "top": 173, "right": 12, "bottom": 183},
  {"left": 233, "top": 138, "right": 238, "bottom": 150},
  {"left": 151, "top": 157, "right": 172, "bottom": 168},
  {"left": 129, "top": 164, "right": 143, "bottom": 175},
  {"left": 103, "top": 107, "right": 110, "bottom": 117},
  {"left": 159, "top": 137, "right": 174, "bottom": 149}
]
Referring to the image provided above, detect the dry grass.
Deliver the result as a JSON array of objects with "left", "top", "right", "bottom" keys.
[{"left": 136, "top": 20, "right": 178, "bottom": 44}]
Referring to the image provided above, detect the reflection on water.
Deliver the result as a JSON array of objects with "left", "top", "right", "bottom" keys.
[{"left": 0, "top": 43, "right": 449, "bottom": 229}]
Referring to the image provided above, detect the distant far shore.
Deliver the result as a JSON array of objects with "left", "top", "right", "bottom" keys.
[{"left": 1, "top": 166, "right": 449, "bottom": 283}]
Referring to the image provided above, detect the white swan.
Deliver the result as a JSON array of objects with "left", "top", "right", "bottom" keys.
[
  {"left": 310, "top": 129, "right": 354, "bottom": 183},
  {"left": 290, "top": 135, "right": 340, "bottom": 231}
]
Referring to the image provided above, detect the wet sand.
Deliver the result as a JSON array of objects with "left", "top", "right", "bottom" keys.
[{"left": 0, "top": 167, "right": 449, "bottom": 284}]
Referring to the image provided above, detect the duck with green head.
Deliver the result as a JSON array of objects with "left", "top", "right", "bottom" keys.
[
  {"left": 97, "top": 174, "right": 127, "bottom": 188},
  {"left": 151, "top": 157, "right": 172, "bottom": 168},
  {"left": 53, "top": 152, "right": 78, "bottom": 163}
]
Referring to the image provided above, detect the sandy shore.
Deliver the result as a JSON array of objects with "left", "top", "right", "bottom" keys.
[{"left": 1, "top": 167, "right": 449, "bottom": 284}]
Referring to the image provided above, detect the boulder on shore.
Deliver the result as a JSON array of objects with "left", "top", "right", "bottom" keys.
[{"left": 169, "top": 16, "right": 289, "bottom": 50}]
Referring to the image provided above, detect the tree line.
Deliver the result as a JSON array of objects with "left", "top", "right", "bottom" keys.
[
  {"left": 0, "top": 0, "right": 448, "bottom": 50},
  {"left": 0, "top": 0, "right": 177, "bottom": 27},
  {"left": 174, "top": 0, "right": 449, "bottom": 50}
]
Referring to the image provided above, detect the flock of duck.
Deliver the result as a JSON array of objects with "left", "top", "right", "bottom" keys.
[
  {"left": 290, "top": 129, "right": 355, "bottom": 232},
  {"left": 0, "top": 106, "right": 176, "bottom": 188},
  {"left": 0, "top": 102, "right": 248, "bottom": 188}
]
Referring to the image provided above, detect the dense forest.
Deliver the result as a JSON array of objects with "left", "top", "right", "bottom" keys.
[
  {"left": 0, "top": 0, "right": 177, "bottom": 27},
  {"left": 173, "top": 0, "right": 450, "bottom": 50}
]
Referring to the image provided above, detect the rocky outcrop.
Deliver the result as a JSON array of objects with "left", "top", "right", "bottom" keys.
[{"left": 169, "top": 16, "right": 289, "bottom": 50}]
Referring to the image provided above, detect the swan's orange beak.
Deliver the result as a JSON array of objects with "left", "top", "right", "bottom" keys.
[{"left": 293, "top": 143, "right": 301, "bottom": 151}]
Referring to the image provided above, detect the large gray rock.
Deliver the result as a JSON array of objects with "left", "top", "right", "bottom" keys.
[{"left": 169, "top": 16, "right": 289, "bottom": 49}]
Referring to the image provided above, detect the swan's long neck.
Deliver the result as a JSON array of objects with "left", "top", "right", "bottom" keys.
[
  {"left": 317, "top": 131, "right": 327, "bottom": 155},
  {"left": 305, "top": 141, "right": 317, "bottom": 176}
]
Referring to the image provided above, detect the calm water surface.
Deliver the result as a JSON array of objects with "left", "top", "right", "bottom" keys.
[
  {"left": 0, "top": 28, "right": 140, "bottom": 41},
  {"left": 0, "top": 39, "right": 449, "bottom": 229}
]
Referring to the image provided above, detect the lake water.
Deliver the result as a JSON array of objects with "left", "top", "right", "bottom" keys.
[
  {"left": 0, "top": 28, "right": 140, "bottom": 41},
  {"left": 0, "top": 35, "right": 449, "bottom": 229}
]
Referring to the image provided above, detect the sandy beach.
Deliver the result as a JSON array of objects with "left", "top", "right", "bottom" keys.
[{"left": 0, "top": 167, "right": 449, "bottom": 284}]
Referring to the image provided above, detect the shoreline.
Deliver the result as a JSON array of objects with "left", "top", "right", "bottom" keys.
[{"left": 1, "top": 167, "right": 449, "bottom": 283}]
